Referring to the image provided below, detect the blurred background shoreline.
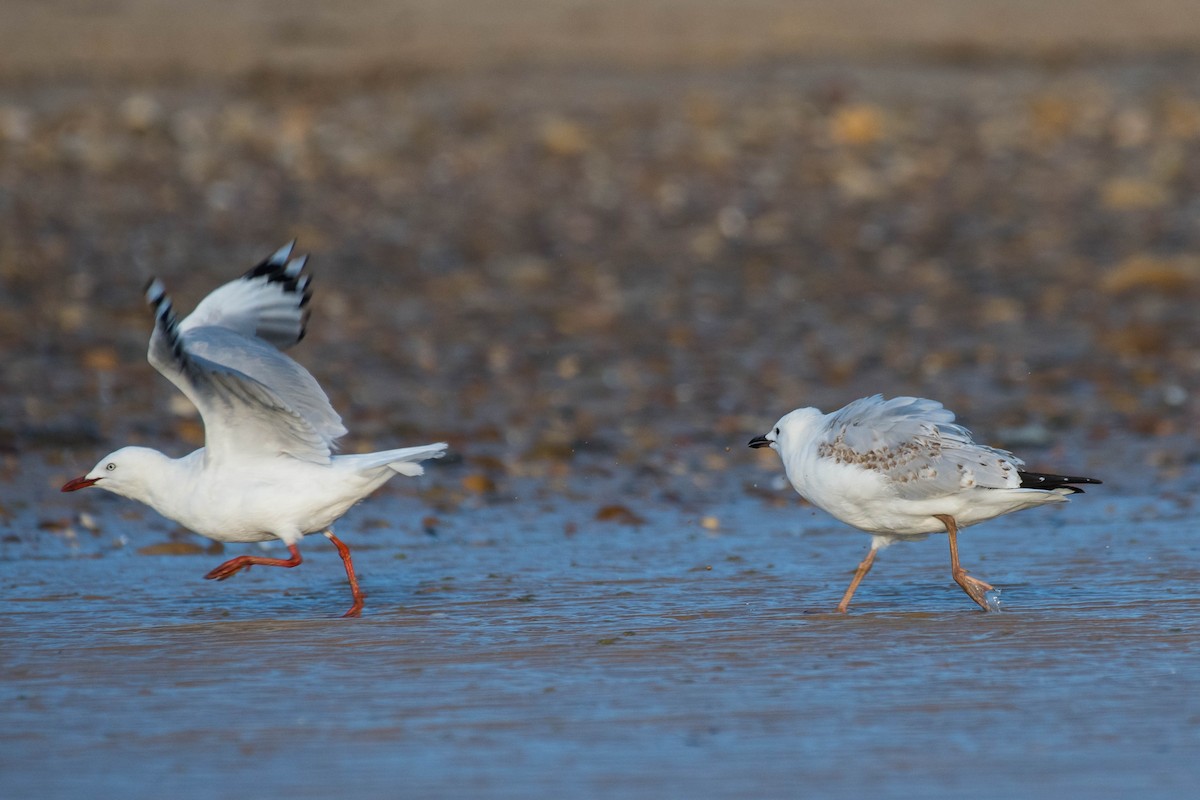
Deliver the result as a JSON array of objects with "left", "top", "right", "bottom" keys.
[
  {"left": 5, "top": 1, "right": 1200, "bottom": 79},
  {"left": 3, "top": 1, "right": 1200, "bottom": 494}
]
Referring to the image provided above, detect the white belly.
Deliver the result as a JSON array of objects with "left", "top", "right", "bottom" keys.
[
  {"left": 817, "top": 486, "right": 1068, "bottom": 536},
  {"left": 152, "top": 458, "right": 388, "bottom": 544}
]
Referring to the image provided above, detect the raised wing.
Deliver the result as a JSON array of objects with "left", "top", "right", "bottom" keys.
[
  {"left": 178, "top": 241, "right": 311, "bottom": 350},
  {"left": 144, "top": 246, "right": 346, "bottom": 465},
  {"left": 817, "top": 395, "right": 1022, "bottom": 499}
]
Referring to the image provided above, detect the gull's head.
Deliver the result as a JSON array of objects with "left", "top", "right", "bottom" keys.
[
  {"left": 61, "top": 446, "right": 164, "bottom": 499},
  {"left": 748, "top": 407, "right": 825, "bottom": 455}
]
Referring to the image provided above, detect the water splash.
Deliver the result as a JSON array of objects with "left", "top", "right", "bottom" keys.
[{"left": 985, "top": 588, "right": 1004, "bottom": 613}]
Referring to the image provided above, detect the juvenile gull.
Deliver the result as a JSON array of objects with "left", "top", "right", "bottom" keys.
[
  {"left": 749, "top": 395, "right": 1100, "bottom": 612},
  {"left": 62, "top": 242, "right": 447, "bottom": 617}
]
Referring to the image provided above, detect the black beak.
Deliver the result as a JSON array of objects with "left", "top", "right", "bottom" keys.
[{"left": 748, "top": 435, "right": 772, "bottom": 449}]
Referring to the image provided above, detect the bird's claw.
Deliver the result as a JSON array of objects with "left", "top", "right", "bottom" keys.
[
  {"left": 204, "top": 559, "right": 252, "bottom": 581},
  {"left": 953, "top": 569, "right": 995, "bottom": 611}
]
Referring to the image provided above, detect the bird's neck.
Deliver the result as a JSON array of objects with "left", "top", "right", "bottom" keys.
[{"left": 116, "top": 449, "right": 203, "bottom": 514}]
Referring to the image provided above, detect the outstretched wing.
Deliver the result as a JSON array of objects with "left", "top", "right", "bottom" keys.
[
  {"left": 145, "top": 244, "right": 347, "bottom": 465},
  {"left": 817, "top": 395, "right": 1023, "bottom": 500}
]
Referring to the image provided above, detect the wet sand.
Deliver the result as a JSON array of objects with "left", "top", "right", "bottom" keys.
[
  {"left": 4, "top": 480, "right": 1200, "bottom": 798},
  {"left": 4, "top": 2, "right": 1200, "bottom": 797}
]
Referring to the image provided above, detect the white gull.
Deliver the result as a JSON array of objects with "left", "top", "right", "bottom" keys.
[
  {"left": 62, "top": 242, "right": 447, "bottom": 617},
  {"left": 750, "top": 395, "right": 1100, "bottom": 612}
]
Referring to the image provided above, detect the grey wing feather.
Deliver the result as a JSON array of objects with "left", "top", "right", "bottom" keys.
[
  {"left": 178, "top": 242, "right": 312, "bottom": 351},
  {"left": 185, "top": 327, "right": 347, "bottom": 452},
  {"left": 820, "top": 395, "right": 1023, "bottom": 499},
  {"left": 146, "top": 274, "right": 346, "bottom": 465}
]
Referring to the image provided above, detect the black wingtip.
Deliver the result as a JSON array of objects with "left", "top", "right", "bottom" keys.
[
  {"left": 1019, "top": 471, "right": 1102, "bottom": 492},
  {"left": 144, "top": 278, "right": 175, "bottom": 324},
  {"left": 245, "top": 241, "right": 296, "bottom": 275},
  {"left": 142, "top": 277, "right": 188, "bottom": 362},
  {"left": 144, "top": 277, "right": 165, "bottom": 302},
  {"left": 243, "top": 242, "right": 310, "bottom": 295}
]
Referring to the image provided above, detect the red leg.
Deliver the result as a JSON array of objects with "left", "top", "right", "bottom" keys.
[
  {"left": 836, "top": 547, "right": 878, "bottom": 613},
  {"left": 323, "top": 530, "right": 365, "bottom": 618},
  {"left": 205, "top": 543, "right": 302, "bottom": 581},
  {"left": 935, "top": 514, "right": 995, "bottom": 611}
]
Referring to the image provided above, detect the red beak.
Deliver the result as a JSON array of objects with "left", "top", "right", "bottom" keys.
[{"left": 61, "top": 476, "right": 100, "bottom": 492}]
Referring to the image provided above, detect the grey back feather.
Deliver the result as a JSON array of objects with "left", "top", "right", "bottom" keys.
[{"left": 817, "top": 395, "right": 1023, "bottom": 500}]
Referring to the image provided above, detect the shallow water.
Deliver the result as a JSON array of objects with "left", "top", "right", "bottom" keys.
[{"left": 3, "top": 466, "right": 1198, "bottom": 799}]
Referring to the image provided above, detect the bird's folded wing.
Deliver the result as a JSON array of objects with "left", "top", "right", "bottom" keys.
[
  {"left": 147, "top": 283, "right": 346, "bottom": 464},
  {"left": 178, "top": 242, "right": 312, "bottom": 351},
  {"left": 819, "top": 395, "right": 1023, "bottom": 499}
]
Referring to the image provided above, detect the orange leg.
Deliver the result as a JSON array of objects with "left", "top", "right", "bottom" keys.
[
  {"left": 934, "top": 514, "right": 994, "bottom": 611},
  {"left": 205, "top": 543, "right": 302, "bottom": 581},
  {"left": 323, "top": 530, "right": 365, "bottom": 618},
  {"left": 836, "top": 547, "right": 878, "bottom": 613}
]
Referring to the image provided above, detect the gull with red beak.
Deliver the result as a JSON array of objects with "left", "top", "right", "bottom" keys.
[
  {"left": 750, "top": 395, "right": 1100, "bottom": 612},
  {"left": 63, "top": 242, "right": 446, "bottom": 617}
]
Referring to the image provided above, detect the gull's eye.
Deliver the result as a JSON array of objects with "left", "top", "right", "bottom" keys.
[
  {"left": 105, "top": 463, "right": 117, "bottom": 471},
  {"left": 774, "top": 427, "right": 781, "bottom": 437}
]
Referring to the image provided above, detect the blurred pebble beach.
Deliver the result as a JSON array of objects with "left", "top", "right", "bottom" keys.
[{"left": 3, "top": 2, "right": 1200, "bottom": 494}]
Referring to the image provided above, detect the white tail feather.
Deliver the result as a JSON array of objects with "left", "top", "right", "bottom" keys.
[{"left": 341, "top": 442, "right": 448, "bottom": 476}]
